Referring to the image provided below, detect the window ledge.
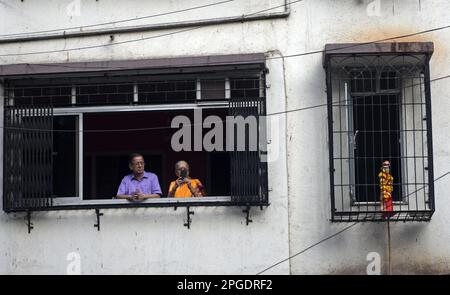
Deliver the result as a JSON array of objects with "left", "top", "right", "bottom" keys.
[
  {"left": 351, "top": 201, "right": 409, "bottom": 207},
  {"left": 51, "top": 196, "right": 233, "bottom": 209}
]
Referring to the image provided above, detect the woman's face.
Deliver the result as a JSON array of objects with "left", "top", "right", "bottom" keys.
[{"left": 175, "top": 162, "right": 189, "bottom": 178}]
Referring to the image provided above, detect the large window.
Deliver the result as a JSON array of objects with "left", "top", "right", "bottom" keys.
[
  {"left": 324, "top": 42, "right": 435, "bottom": 222},
  {"left": 2, "top": 65, "right": 268, "bottom": 212}
]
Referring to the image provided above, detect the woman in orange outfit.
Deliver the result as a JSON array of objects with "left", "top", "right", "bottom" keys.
[{"left": 168, "top": 160, "right": 206, "bottom": 198}]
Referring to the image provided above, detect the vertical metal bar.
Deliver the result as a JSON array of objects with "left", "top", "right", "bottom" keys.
[
  {"left": 338, "top": 79, "right": 344, "bottom": 212},
  {"left": 41, "top": 105, "right": 45, "bottom": 208},
  {"left": 387, "top": 93, "right": 392, "bottom": 206},
  {"left": 325, "top": 58, "right": 336, "bottom": 220},
  {"left": 0, "top": 83, "right": 4, "bottom": 211},
  {"left": 418, "top": 76, "right": 427, "bottom": 211},
  {"left": 21, "top": 106, "right": 26, "bottom": 208},
  {"left": 225, "top": 78, "right": 231, "bottom": 100},
  {"left": 49, "top": 105, "right": 53, "bottom": 207},
  {"left": 71, "top": 85, "right": 76, "bottom": 105},
  {"left": 345, "top": 82, "right": 355, "bottom": 212},
  {"left": 423, "top": 57, "right": 435, "bottom": 212},
  {"left": 79, "top": 113, "right": 84, "bottom": 200},
  {"left": 8, "top": 106, "right": 14, "bottom": 209},
  {"left": 196, "top": 79, "right": 201, "bottom": 101},
  {"left": 401, "top": 78, "right": 410, "bottom": 213},
  {"left": 370, "top": 93, "right": 375, "bottom": 215},
  {"left": 36, "top": 105, "right": 41, "bottom": 208},
  {"left": 229, "top": 96, "right": 235, "bottom": 201},
  {"left": 411, "top": 75, "right": 419, "bottom": 212},
  {"left": 19, "top": 105, "right": 24, "bottom": 209},
  {"left": 133, "top": 83, "right": 138, "bottom": 103},
  {"left": 40, "top": 105, "right": 45, "bottom": 208}
]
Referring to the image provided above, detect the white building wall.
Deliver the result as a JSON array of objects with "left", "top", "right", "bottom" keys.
[{"left": 0, "top": 0, "right": 449, "bottom": 274}]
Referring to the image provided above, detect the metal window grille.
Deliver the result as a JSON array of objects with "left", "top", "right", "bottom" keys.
[
  {"left": 324, "top": 52, "right": 434, "bottom": 222},
  {"left": 229, "top": 76, "right": 268, "bottom": 205},
  {"left": 3, "top": 104, "right": 53, "bottom": 212},
  {"left": 5, "top": 77, "right": 263, "bottom": 107},
  {"left": 229, "top": 97, "right": 268, "bottom": 205}
]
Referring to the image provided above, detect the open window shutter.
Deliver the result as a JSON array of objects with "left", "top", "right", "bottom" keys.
[
  {"left": 229, "top": 96, "right": 268, "bottom": 204},
  {"left": 3, "top": 104, "right": 53, "bottom": 211}
]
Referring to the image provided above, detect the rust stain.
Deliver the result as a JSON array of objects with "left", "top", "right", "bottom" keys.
[
  {"left": 352, "top": 26, "right": 435, "bottom": 43},
  {"left": 341, "top": 26, "right": 448, "bottom": 64}
]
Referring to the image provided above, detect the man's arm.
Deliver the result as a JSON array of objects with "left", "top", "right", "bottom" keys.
[
  {"left": 141, "top": 193, "right": 160, "bottom": 199},
  {"left": 116, "top": 178, "right": 134, "bottom": 200},
  {"left": 149, "top": 174, "right": 163, "bottom": 198},
  {"left": 116, "top": 194, "right": 134, "bottom": 200}
]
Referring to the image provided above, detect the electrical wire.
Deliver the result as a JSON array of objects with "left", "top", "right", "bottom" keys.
[
  {"left": 0, "top": 0, "right": 235, "bottom": 38},
  {"left": 2, "top": 73, "right": 448, "bottom": 133},
  {"left": 255, "top": 170, "right": 450, "bottom": 275},
  {"left": 256, "top": 222, "right": 358, "bottom": 274},
  {"left": 0, "top": 9, "right": 447, "bottom": 60},
  {"left": 0, "top": 0, "right": 304, "bottom": 57},
  {"left": 14, "top": 22, "right": 448, "bottom": 72}
]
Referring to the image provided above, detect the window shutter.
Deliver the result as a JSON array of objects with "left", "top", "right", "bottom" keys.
[
  {"left": 229, "top": 96, "right": 268, "bottom": 205},
  {"left": 3, "top": 104, "right": 53, "bottom": 212}
]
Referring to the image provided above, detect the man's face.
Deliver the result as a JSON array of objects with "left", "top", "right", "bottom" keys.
[{"left": 130, "top": 156, "right": 145, "bottom": 174}]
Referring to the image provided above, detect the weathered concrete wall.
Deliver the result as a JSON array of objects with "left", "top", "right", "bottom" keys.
[{"left": 0, "top": 0, "right": 449, "bottom": 274}]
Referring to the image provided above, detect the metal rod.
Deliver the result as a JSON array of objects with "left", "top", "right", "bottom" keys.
[
  {"left": 0, "top": 12, "right": 290, "bottom": 44},
  {"left": 26, "top": 210, "right": 34, "bottom": 234},
  {"left": 387, "top": 219, "right": 391, "bottom": 275},
  {"left": 93, "top": 209, "right": 103, "bottom": 231},
  {"left": 183, "top": 206, "right": 194, "bottom": 229}
]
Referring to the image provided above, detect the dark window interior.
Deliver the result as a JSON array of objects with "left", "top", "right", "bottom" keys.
[
  {"left": 13, "top": 85, "right": 72, "bottom": 106},
  {"left": 201, "top": 79, "right": 225, "bottom": 100},
  {"left": 83, "top": 153, "right": 163, "bottom": 199},
  {"left": 81, "top": 109, "right": 230, "bottom": 199},
  {"left": 53, "top": 115, "right": 77, "bottom": 197},
  {"left": 138, "top": 80, "right": 196, "bottom": 104},
  {"left": 231, "top": 78, "right": 260, "bottom": 98},
  {"left": 208, "top": 152, "right": 230, "bottom": 196},
  {"left": 351, "top": 72, "right": 402, "bottom": 202},
  {"left": 77, "top": 83, "right": 134, "bottom": 105}
]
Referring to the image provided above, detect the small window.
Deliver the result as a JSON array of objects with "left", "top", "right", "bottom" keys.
[
  {"left": 324, "top": 46, "right": 435, "bottom": 222},
  {"left": 139, "top": 80, "right": 196, "bottom": 104},
  {"left": 53, "top": 115, "right": 79, "bottom": 197},
  {"left": 12, "top": 84, "right": 72, "bottom": 106},
  {"left": 198, "top": 79, "right": 227, "bottom": 100},
  {"left": 77, "top": 83, "right": 134, "bottom": 105}
]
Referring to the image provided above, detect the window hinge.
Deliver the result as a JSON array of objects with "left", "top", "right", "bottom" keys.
[
  {"left": 94, "top": 209, "right": 103, "bottom": 231},
  {"left": 243, "top": 205, "right": 253, "bottom": 226},
  {"left": 26, "top": 210, "right": 34, "bottom": 234},
  {"left": 184, "top": 206, "right": 194, "bottom": 229}
]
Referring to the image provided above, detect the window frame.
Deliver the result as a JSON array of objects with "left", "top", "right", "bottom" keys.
[
  {"left": 324, "top": 42, "right": 435, "bottom": 222},
  {"left": 1, "top": 64, "right": 270, "bottom": 212},
  {"left": 344, "top": 76, "right": 409, "bottom": 207},
  {"left": 53, "top": 102, "right": 229, "bottom": 204}
]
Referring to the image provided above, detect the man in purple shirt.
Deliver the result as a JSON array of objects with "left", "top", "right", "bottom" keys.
[{"left": 116, "top": 153, "right": 162, "bottom": 201}]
